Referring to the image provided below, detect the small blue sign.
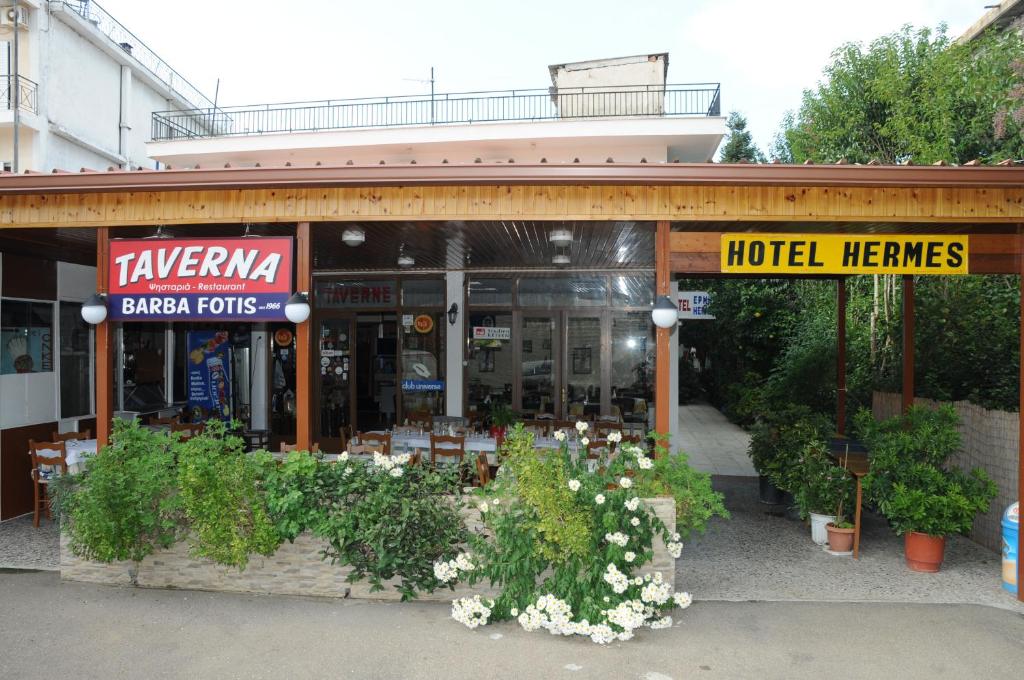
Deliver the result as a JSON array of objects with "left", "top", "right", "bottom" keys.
[{"left": 402, "top": 379, "right": 444, "bottom": 392}]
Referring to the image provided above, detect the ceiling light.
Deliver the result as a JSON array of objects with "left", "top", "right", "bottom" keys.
[
  {"left": 342, "top": 228, "right": 365, "bottom": 247},
  {"left": 398, "top": 254, "right": 415, "bottom": 268},
  {"left": 552, "top": 253, "right": 570, "bottom": 265},
  {"left": 549, "top": 229, "right": 573, "bottom": 248}
]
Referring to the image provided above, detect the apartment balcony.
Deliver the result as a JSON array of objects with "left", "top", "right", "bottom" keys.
[{"left": 0, "top": 75, "right": 37, "bottom": 115}]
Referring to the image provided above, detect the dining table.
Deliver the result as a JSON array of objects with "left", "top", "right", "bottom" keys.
[
  {"left": 349, "top": 432, "right": 576, "bottom": 466},
  {"left": 34, "top": 438, "right": 98, "bottom": 474}
]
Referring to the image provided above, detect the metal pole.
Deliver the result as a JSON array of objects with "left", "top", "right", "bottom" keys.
[
  {"left": 12, "top": 0, "right": 19, "bottom": 173},
  {"left": 430, "top": 66, "right": 435, "bottom": 125}
]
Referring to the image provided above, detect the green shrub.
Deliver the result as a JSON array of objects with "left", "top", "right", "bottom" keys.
[
  {"left": 175, "top": 421, "right": 281, "bottom": 569},
  {"left": 261, "top": 449, "right": 327, "bottom": 541},
  {"left": 60, "top": 420, "right": 181, "bottom": 570},
  {"left": 858, "top": 405, "right": 997, "bottom": 536},
  {"left": 317, "top": 451, "right": 467, "bottom": 601},
  {"left": 747, "top": 404, "right": 833, "bottom": 492},
  {"left": 634, "top": 444, "right": 729, "bottom": 538},
  {"left": 792, "top": 440, "right": 854, "bottom": 519}
]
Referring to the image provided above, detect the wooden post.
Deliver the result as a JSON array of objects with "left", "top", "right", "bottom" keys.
[
  {"left": 1018, "top": 233, "right": 1023, "bottom": 603},
  {"left": 901, "top": 275, "right": 915, "bottom": 413},
  {"left": 655, "top": 220, "right": 671, "bottom": 452},
  {"left": 295, "top": 222, "right": 313, "bottom": 451},
  {"left": 95, "top": 227, "right": 114, "bottom": 447},
  {"left": 837, "top": 277, "right": 847, "bottom": 436}
]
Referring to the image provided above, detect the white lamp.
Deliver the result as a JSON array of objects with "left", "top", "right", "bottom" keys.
[
  {"left": 549, "top": 229, "right": 573, "bottom": 247},
  {"left": 284, "top": 292, "right": 311, "bottom": 324},
  {"left": 552, "top": 253, "right": 570, "bottom": 265},
  {"left": 398, "top": 254, "right": 415, "bottom": 268},
  {"left": 651, "top": 295, "right": 678, "bottom": 329},
  {"left": 81, "top": 293, "right": 108, "bottom": 325},
  {"left": 342, "top": 228, "right": 365, "bottom": 247}
]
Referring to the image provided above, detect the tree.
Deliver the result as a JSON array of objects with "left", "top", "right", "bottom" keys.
[
  {"left": 719, "top": 112, "right": 765, "bottom": 163},
  {"left": 781, "top": 25, "right": 1024, "bottom": 165}
]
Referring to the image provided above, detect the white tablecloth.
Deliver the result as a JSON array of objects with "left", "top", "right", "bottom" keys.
[{"left": 33, "top": 438, "right": 97, "bottom": 474}]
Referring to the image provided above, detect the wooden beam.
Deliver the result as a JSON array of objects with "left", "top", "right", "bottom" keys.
[
  {"left": 902, "top": 275, "right": 915, "bottom": 413},
  {"left": 295, "top": 222, "right": 313, "bottom": 451},
  {"left": 1018, "top": 229, "right": 1024, "bottom": 603},
  {"left": 837, "top": 277, "right": 847, "bottom": 435},
  {"left": 95, "top": 227, "right": 113, "bottom": 447},
  {"left": 655, "top": 220, "right": 671, "bottom": 451}
]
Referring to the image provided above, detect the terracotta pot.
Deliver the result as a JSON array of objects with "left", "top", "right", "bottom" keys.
[
  {"left": 826, "top": 523, "right": 855, "bottom": 553},
  {"left": 904, "top": 531, "right": 946, "bottom": 572}
]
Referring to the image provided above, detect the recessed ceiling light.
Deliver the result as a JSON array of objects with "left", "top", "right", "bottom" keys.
[
  {"left": 549, "top": 229, "right": 573, "bottom": 248},
  {"left": 398, "top": 254, "right": 415, "bottom": 268}
]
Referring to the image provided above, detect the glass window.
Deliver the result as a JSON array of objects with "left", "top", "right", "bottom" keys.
[
  {"left": 121, "top": 323, "right": 166, "bottom": 411},
  {"left": 401, "top": 312, "right": 445, "bottom": 418},
  {"left": 60, "top": 302, "right": 92, "bottom": 417},
  {"left": 315, "top": 280, "right": 398, "bottom": 309},
  {"left": 611, "top": 275, "right": 654, "bottom": 307},
  {"left": 402, "top": 279, "right": 445, "bottom": 307},
  {"left": 518, "top": 277, "right": 608, "bottom": 308},
  {"left": 611, "top": 312, "right": 654, "bottom": 426},
  {"left": 1, "top": 299, "right": 54, "bottom": 374},
  {"left": 465, "top": 312, "right": 513, "bottom": 415},
  {"left": 468, "top": 278, "right": 512, "bottom": 307}
]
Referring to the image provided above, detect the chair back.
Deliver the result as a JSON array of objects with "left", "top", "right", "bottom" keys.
[
  {"left": 596, "top": 422, "right": 623, "bottom": 438},
  {"left": 475, "top": 453, "right": 491, "bottom": 487},
  {"left": 585, "top": 438, "right": 612, "bottom": 460},
  {"left": 430, "top": 434, "right": 465, "bottom": 465},
  {"left": 51, "top": 430, "right": 91, "bottom": 442},
  {"left": 535, "top": 412, "right": 555, "bottom": 421},
  {"left": 392, "top": 425, "right": 418, "bottom": 435},
  {"left": 150, "top": 415, "right": 180, "bottom": 426},
  {"left": 359, "top": 432, "right": 392, "bottom": 455},
  {"left": 407, "top": 410, "right": 433, "bottom": 430},
  {"left": 28, "top": 440, "right": 68, "bottom": 480},
  {"left": 338, "top": 424, "right": 353, "bottom": 451},
  {"left": 280, "top": 442, "right": 320, "bottom": 454},
  {"left": 521, "top": 420, "right": 548, "bottom": 437},
  {"left": 171, "top": 422, "right": 204, "bottom": 437}
]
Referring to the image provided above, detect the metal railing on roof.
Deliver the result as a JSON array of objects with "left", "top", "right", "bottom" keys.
[
  {"left": 61, "top": 0, "right": 215, "bottom": 110},
  {"left": 150, "top": 83, "right": 722, "bottom": 141},
  {"left": 0, "top": 75, "right": 37, "bottom": 114}
]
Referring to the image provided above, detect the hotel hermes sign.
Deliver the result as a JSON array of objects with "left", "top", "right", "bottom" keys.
[
  {"left": 721, "top": 234, "right": 967, "bottom": 275},
  {"left": 109, "top": 237, "right": 294, "bottom": 321}
]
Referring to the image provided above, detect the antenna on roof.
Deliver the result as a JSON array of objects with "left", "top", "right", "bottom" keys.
[{"left": 403, "top": 66, "right": 436, "bottom": 125}]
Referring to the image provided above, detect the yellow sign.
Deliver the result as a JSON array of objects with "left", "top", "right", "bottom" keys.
[{"left": 720, "top": 234, "right": 968, "bottom": 275}]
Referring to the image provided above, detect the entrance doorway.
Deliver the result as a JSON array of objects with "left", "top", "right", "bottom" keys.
[{"left": 355, "top": 315, "right": 397, "bottom": 431}]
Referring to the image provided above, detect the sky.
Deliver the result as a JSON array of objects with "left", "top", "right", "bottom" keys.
[{"left": 95, "top": 0, "right": 990, "bottom": 154}]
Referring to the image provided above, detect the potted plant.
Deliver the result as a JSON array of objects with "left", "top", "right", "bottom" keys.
[
  {"left": 488, "top": 402, "right": 517, "bottom": 443},
  {"left": 748, "top": 405, "right": 833, "bottom": 508},
  {"left": 858, "top": 405, "right": 997, "bottom": 573},
  {"left": 826, "top": 495, "right": 855, "bottom": 554},
  {"left": 793, "top": 440, "right": 854, "bottom": 545}
]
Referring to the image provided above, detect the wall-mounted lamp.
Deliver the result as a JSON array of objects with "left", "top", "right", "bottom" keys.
[
  {"left": 651, "top": 295, "right": 678, "bottom": 329},
  {"left": 447, "top": 302, "right": 459, "bottom": 326},
  {"left": 81, "top": 293, "right": 108, "bottom": 325},
  {"left": 285, "top": 292, "right": 311, "bottom": 324}
]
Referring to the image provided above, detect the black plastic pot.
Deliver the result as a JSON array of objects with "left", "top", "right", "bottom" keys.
[{"left": 758, "top": 475, "right": 787, "bottom": 505}]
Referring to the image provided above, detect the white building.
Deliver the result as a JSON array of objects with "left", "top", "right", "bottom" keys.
[{"left": 0, "top": 0, "right": 213, "bottom": 173}]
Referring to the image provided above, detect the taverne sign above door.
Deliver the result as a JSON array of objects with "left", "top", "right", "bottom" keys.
[{"left": 720, "top": 234, "right": 968, "bottom": 275}]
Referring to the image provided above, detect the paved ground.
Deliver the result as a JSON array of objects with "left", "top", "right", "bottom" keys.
[
  {"left": 677, "top": 402, "right": 756, "bottom": 476},
  {"left": 678, "top": 476, "right": 1023, "bottom": 613},
  {"left": 0, "top": 514, "right": 58, "bottom": 570},
  {"left": 1, "top": 570, "right": 1021, "bottom": 680}
]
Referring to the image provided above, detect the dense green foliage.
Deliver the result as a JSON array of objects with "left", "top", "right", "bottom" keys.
[
  {"left": 747, "top": 404, "right": 834, "bottom": 492},
  {"left": 633, "top": 441, "right": 729, "bottom": 538},
  {"left": 792, "top": 440, "right": 854, "bottom": 519},
  {"left": 58, "top": 421, "right": 181, "bottom": 568},
  {"left": 719, "top": 111, "right": 765, "bottom": 163},
  {"left": 175, "top": 421, "right": 280, "bottom": 569},
  {"left": 858, "top": 406, "right": 997, "bottom": 536}
]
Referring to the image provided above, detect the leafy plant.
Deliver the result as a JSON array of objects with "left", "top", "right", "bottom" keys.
[
  {"left": 488, "top": 403, "right": 518, "bottom": 428},
  {"left": 59, "top": 420, "right": 181, "bottom": 574},
  {"left": 858, "top": 406, "right": 997, "bottom": 537},
  {"left": 175, "top": 421, "right": 281, "bottom": 569},
  {"left": 633, "top": 441, "right": 729, "bottom": 538},
  {"left": 261, "top": 449, "right": 328, "bottom": 541},
  {"left": 747, "top": 404, "right": 834, "bottom": 493},
  {"left": 317, "top": 452, "right": 467, "bottom": 601},
  {"left": 792, "top": 440, "right": 854, "bottom": 519}
]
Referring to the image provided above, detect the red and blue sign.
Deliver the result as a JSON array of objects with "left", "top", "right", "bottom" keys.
[{"left": 108, "top": 237, "right": 294, "bottom": 322}]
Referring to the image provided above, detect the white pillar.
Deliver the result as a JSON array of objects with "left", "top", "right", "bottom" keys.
[
  {"left": 669, "top": 281, "right": 680, "bottom": 454},
  {"left": 250, "top": 328, "right": 269, "bottom": 430},
  {"left": 445, "top": 271, "right": 465, "bottom": 417}
]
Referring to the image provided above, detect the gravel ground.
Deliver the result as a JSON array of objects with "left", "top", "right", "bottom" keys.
[
  {"left": 0, "top": 514, "right": 59, "bottom": 570},
  {"left": 677, "top": 476, "right": 1022, "bottom": 612}
]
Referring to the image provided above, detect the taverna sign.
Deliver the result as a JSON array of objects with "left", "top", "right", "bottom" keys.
[{"left": 108, "top": 237, "right": 294, "bottom": 321}]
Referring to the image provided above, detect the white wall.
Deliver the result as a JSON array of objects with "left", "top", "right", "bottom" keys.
[{"left": 445, "top": 272, "right": 464, "bottom": 417}]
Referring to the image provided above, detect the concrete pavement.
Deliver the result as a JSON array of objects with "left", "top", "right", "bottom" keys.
[
  {"left": 677, "top": 403, "right": 756, "bottom": 476},
  {"left": 2, "top": 570, "right": 1022, "bottom": 680}
]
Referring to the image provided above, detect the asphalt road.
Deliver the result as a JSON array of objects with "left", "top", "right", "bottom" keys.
[{"left": 2, "top": 570, "right": 1022, "bottom": 680}]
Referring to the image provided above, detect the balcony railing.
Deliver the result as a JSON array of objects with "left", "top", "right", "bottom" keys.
[
  {"left": 0, "top": 75, "right": 37, "bottom": 114},
  {"left": 151, "top": 83, "right": 722, "bottom": 141},
  {"left": 61, "top": 0, "right": 215, "bottom": 111}
]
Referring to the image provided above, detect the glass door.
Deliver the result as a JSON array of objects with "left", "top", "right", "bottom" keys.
[
  {"left": 317, "top": 316, "right": 354, "bottom": 450},
  {"left": 564, "top": 314, "right": 604, "bottom": 420},
  {"left": 520, "top": 315, "right": 558, "bottom": 417}
]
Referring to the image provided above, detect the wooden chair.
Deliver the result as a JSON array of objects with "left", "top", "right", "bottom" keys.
[
  {"left": 522, "top": 420, "right": 548, "bottom": 437},
  {"left": 171, "top": 423, "right": 204, "bottom": 441},
  {"left": 406, "top": 410, "right": 433, "bottom": 431},
  {"left": 475, "top": 453, "right": 491, "bottom": 487},
  {"left": 51, "top": 430, "right": 91, "bottom": 442},
  {"left": 552, "top": 420, "right": 576, "bottom": 437},
  {"left": 28, "top": 440, "right": 68, "bottom": 528},
  {"left": 430, "top": 434, "right": 465, "bottom": 466},
  {"left": 338, "top": 424, "right": 353, "bottom": 451},
  {"left": 279, "top": 442, "right": 320, "bottom": 454},
  {"left": 466, "top": 411, "right": 485, "bottom": 433},
  {"left": 585, "top": 438, "right": 612, "bottom": 460},
  {"left": 596, "top": 421, "right": 623, "bottom": 438},
  {"left": 359, "top": 432, "right": 392, "bottom": 455},
  {"left": 149, "top": 415, "right": 180, "bottom": 426}
]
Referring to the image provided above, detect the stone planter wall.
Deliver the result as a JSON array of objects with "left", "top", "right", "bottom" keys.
[{"left": 60, "top": 498, "right": 676, "bottom": 601}]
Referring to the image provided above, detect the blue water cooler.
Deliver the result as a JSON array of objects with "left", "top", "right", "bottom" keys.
[{"left": 1003, "top": 502, "right": 1019, "bottom": 595}]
